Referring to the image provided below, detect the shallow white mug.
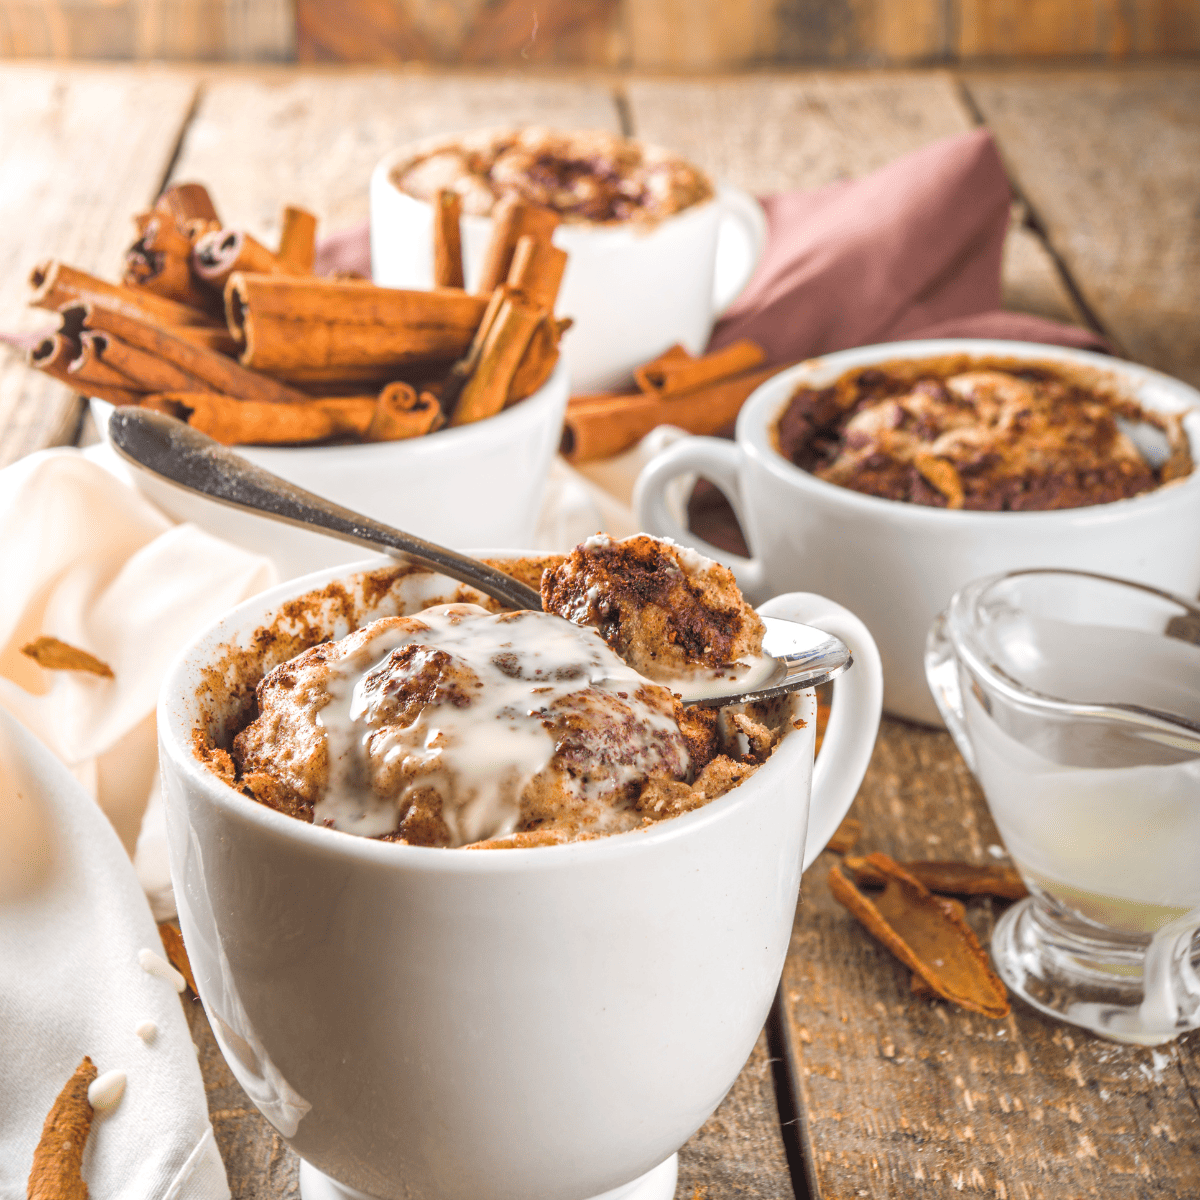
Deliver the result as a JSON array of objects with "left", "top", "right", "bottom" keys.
[
  {"left": 633, "top": 339, "right": 1200, "bottom": 725},
  {"left": 158, "top": 555, "right": 882, "bottom": 1200},
  {"left": 370, "top": 140, "right": 766, "bottom": 392},
  {"left": 91, "top": 359, "right": 569, "bottom": 580}
]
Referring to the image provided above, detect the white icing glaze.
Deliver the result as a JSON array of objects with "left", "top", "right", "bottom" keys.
[{"left": 314, "top": 604, "right": 687, "bottom": 846}]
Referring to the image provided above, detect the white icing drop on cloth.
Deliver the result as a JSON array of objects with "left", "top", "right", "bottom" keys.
[
  {"left": 88, "top": 1068, "right": 126, "bottom": 1111},
  {"left": 137, "top": 947, "right": 186, "bottom": 993},
  {"left": 314, "top": 605, "right": 687, "bottom": 846}
]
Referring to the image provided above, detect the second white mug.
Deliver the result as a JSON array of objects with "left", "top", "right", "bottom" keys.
[{"left": 370, "top": 139, "right": 765, "bottom": 393}]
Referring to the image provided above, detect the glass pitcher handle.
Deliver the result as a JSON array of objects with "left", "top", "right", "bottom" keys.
[{"left": 924, "top": 611, "right": 977, "bottom": 771}]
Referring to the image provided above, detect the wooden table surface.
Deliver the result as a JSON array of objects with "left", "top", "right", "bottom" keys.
[{"left": 2, "top": 61, "right": 1198, "bottom": 1199}]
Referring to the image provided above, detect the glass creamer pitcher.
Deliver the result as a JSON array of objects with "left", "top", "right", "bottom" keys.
[{"left": 926, "top": 569, "right": 1200, "bottom": 1044}]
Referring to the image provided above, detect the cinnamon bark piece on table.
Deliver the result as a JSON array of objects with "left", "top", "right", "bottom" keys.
[
  {"left": 226, "top": 274, "right": 489, "bottom": 376},
  {"left": 66, "top": 304, "right": 309, "bottom": 406},
  {"left": 432, "top": 190, "right": 464, "bottom": 289},
  {"left": 450, "top": 295, "right": 544, "bottom": 426},
  {"left": 123, "top": 215, "right": 221, "bottom": 316},
  {"left": 474, "top": 198, "right": 560, "bottom": 296},
  {"left": 30, "top": 261, "right": 218, "bottom": 329},
  {"left": 277, "top": 206, "right": 318, "bottom": 273},
  {"left": 506, "top": 233, "right": 568, "bottom": 314},
  {"left": 561, "top": 361, "right": 782, "bottom": 463},
  {"left": 634, "top": 339, "right": 766, "bottom": 397},
  {"left": 829, "top": 854, "right": 1010, "bottom": 1017},
  {"left": 844, "top": 856, "right": 1028, "bottom": 901},
  {"left": 155, "top": 181, "right": 220, "bottom": 228}
]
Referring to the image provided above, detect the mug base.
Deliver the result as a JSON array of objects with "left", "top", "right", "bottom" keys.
[
  {"left": 298, "top": 1152, "right": 679, "bottom": 1200},
  {"left": 991, "top": 897, "right": 1200, "bottom": 1046}
]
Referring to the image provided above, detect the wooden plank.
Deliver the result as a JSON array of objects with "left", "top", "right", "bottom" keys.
[
  {"left": 167, "top": 69, "right": 622, "bottom": 245},
  {"left": 189, "top": 991, "right": 794, "bottom": 1198},
  {"left": 965, "top": 68, "right": 1200, "bottom": 385},
  {"left": 781, "top": 718, "right": 1200, "bottom": 1199},
  {"left": 625, "top": 72, "right": 1086, "bottom": 330},
  {"left": 0, "top": 0, "right": 295, "bottom": 60},
  {"left": 0, "top": 63, "right": 199, "bottom": 467}
]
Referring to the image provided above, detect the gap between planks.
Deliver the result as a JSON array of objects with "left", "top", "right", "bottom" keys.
[{"left": 952, "top": 74, "right": 1120, "bottom": 352}]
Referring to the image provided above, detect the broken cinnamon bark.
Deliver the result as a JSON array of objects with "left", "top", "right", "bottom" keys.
[
  {"left": 27, "top": 1056, "right": 97, "bottom": 1200},
  {"left": 829, "top": 853, "right": 1009, "bottom": 1017},
  {"left": 21, "top": 637, "right": 113, "bottom": 678},
  {"left": 844, "top": 855, "right": 1028, "bottom": 901}
]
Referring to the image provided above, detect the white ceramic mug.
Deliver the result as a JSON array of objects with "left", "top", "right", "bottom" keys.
[
  {"left": 370, "top": 140, "right": 766, "bottom": 393},
  {"left": 91, "top": 359, "right": 569, "bottom": 581},
  {"left": 158, "top": 555, "right": 882, "bottom": 1200},
  {"left": 634, "top": 339, "right": 1200, "bottom": 725}
]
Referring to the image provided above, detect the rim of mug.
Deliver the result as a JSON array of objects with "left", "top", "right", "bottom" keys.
[
  {"left": 91, "top": 357, "right": 569, "bottom": 465},
  {"left": 370, "top": 140, "right": 725, "bottom": 241},
  {"left": 158, "top": 553, "right": 815, "bottom": 873},
  {"left": 942, "top": 565, "right": 1200, "bottom": 730},
  {"left": 734, "top": 338, "right": 1200, "bottom": 525}
]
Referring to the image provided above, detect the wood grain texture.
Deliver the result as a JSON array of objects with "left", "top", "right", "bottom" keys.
[
  {"left": 0, "top": 0, "right": 294, "bottom": 60},
  {"left": 167, "top": 70, "right": 621, "bottom": 245},
  {"left": 0, "top": 64, "right": 199, "bottom": 466},
  {"left": 964, "top": 68, "right": 1200, "bottom": 385},
  {"left": 624, "top": 72, "right": 1086, "bottom": 328},
  {"left": 187, "top": 993, "right": 793, "bottom": 1198},
  {"left": 782, "top": 718, "right": 1200, "bottom": 1200}
]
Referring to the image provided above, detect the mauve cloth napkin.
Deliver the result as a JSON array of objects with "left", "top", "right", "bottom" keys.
[{"left": 708, "top": 127, "right": 1106, "bottom": 362}]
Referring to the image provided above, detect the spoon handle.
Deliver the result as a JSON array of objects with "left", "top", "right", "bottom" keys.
[{"left": 108, "top": 408, "right": 544, "bottom": 613}]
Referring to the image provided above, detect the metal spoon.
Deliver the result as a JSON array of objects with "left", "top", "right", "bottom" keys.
[{"left": 107, "top": 408, "right": 851, "bottom": 705}]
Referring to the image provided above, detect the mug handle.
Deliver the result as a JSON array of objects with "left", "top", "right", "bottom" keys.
[
  {"left": 712, "top": 185, "right": 767, "bottom": 315},
  {"left": 633, "top": 436, "right": 767, "bottom": 598},
  {"left": 758, "top": 593, "right": 884, "bottom": 871}
]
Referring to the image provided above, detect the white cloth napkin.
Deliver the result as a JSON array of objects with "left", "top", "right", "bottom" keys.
[
  {"left": 0, "top": 449, "right": 276, "bottom": 917},
  {"left": 0, "top": 705, "right": 229, "bottom": 1199}
]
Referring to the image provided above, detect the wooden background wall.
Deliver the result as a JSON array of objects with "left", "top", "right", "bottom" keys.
[{"left": 2, "top": 0, "right": 1199, "bottom": 65}]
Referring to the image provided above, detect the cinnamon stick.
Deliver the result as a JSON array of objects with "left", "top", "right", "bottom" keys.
[
  {"left": 826, "top": 817, "right": 862, "bottom": 855},
  {"left": 508, "top": 314, "right": 568, "bottom": 402},
  {"left": 367, "top": 383, "right": 443, "bottom": 441},
  {"left": 829, "top": 855, "right": 1010, "bottom": 1017},
  {"left": 86, "top": 329, "right": 208, "bottom": 393},
  {"left": 506, "top": 233, "right": 568, "bottom": 314},
  {"left": 277, "top": 205, "right": 317, "bottom": 273},
  {"left": 635, "top": 340, "right": 765, "bottom": 398},
  {"left": 845, "top": 856, "right": 1028, "bottom": 901},
  {"left": 30, "top": 261, "right": 217, "bottom": 329},
  {"left": 70, "top": 304, "right": 310, "bottom": 406},
  {"left": 169, "top": 325, "right": 240, "bottom": 356},
  {"left": 123, "top": 215, "right": 220, "bottom": 315},
  {"left": 561, "top": 362, "right": 782, "bottom": 463},
  {"left": 29, "top": 333, "right": 142, "bottom": 406},
  {"left": 226, "top": 274, "right": 489, "bottom": 376},
  {"left": 67, "top": 333, "right": 142, "bottom": 391},
  {"left": 450, "top": 295, "right": 543, "bottom": 426},
  {"left": 155, "top": 181, "right": 220, "bottom": 228},
  {"left": 142, "top": 392, "right": 380, "bottom": 445},
  {"left": 432, "top": 190, "right": 464, "bottom": 289},
  {"left": 475, "top": 198, "right": 559, "bottom": 296},
  {"left": 192, "top": 229, "right": 288, "bottom": 290}
]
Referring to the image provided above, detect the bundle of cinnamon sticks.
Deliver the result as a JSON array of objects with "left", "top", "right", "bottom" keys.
[{"left": 13, "top": 183, "right": 570, "bottom": 446}]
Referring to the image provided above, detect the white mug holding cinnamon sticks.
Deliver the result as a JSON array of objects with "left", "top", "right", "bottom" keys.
[{"left": 370, "top": 130, "right": 767, "bottom": 392}]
